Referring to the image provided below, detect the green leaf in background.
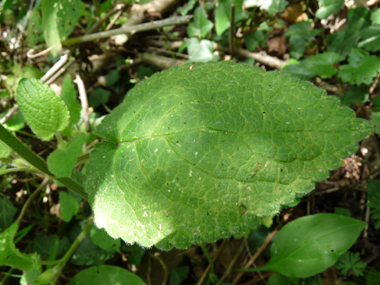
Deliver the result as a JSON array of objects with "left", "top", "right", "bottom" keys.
[
  {"left": 284, "top": 21, "right": 319, "bottom": 59},
  {"left": 61, "top": 75, "right": 81, "bottom": 128},
  {"left": 90, "top": 225, "right": 121, "bottom": 253},
  {"left": 327, "top": 7, "right": 371, "bottom": 60},
  {"left": 336, "top": 251, "right": 366, "bottom": 276},
  {"left": 371, "top": 8, "right": 380, "bottom": 25},
  {"left": 123, "top": 243, "right": 146, "bottom": 266},
  {"left": 87, "top": 62, "right": 372, "bottom": 249},
  {"left": 253, "top": 214, "right": 366, "bottom": 278},
  {"left": 88, "top": 88, "right": 111, "bottom": 108},
  {"left": 0, "top": 195, "right": 17, "bottom": 230},
  {"left": 367, "top": 268, "right": 380, "bottom": 285},
  {"left": 243, "top": 31, "right": 265, "bottom": 51},
  {"left": 68, "top": 220, "right": 114, "bottom": 266},
  {"left": 315, "top": 0, "right": 345, "bottom": 19},
  {"left": 341, "top": 87, "right": 369, "bottom": 106},
  {"left": 0, "top": 222, "right": 41, "bottom": 271},
  {"left": 267, "top": 272, "right": 293, "bottom": 285},
  {"left": 106, "top": 69, "right": 120, "bottom": 87},
  {"left": 334, "top": 207, "right": 351, "bottom": 217},
  {"left": 17, "top": 78, "right": 69, "bottom": 141},
  {"left": 187, "top": 7, "right": 213, "bottom": 38},
  {"left": 338, "top": 49, "right": 380, "bottom": 86},
  {"left": 358, "top": 25, "right": 380, "bottom": 52},
  {"left": 288, "top": 36, "right": 306, "bottom": 59},
  {"left": 215, "top": 0, "right": 248, "bottom": 35},
  {"left": 169, "top": 266, "right": 190, "bottom": 285},
  {"left": 26, "top": 8, "right": 44, "bottom": 48},
  {"left": 3, "top": 109, "right": 25, "bottom": 132},
  {"left": 47, "top": 133, "right": 85, "bottom": 177},
  {"left": 32, "top": 235, "right": 70, "bottom": 260},
  {"left": 177, "top": 0, "right": 197, "bottom": 16},
  {"left": 282, "top": 52, "right": 340, "bottom": 79},
  {"left": 371, "top": 112, "right": 380, "bottom": 135},
  {"left": 68, "top": 265, "right": 146, "bottom": 285},
  {"left": 187, "top": 38, "right": 219, "bottom": 62},
  {"left": 41, "top": 0, "right": 82, "bottom": 56},
  {"left": 367, "top": 189, "right": 380, "bottom": 229},
  {"left": 5, "top": 64, "right": 43, "bottom": 98},
  {"left": 0, "top": 140, "right": 11, "bottom": 158},
  {"left": 284, "top": 21, "right": 320, "bottom": 39},
  {"left": 59, "top": 191, "right": 80, "bottom": 222}
]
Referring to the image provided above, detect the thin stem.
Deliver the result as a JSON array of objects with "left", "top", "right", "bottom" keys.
[
  {"left": 50, "top": 214, "right": 94, "bottom": 284},
  {"left": 1, "top": 167, "right": 37, "bottom": 175},
  {"left": 228, "top": 4, "right": 235, "bottom": 57},
  {"left": 62, "top": 16, "right": 193, "bottom": 46},
  {"left": 16, "top": 177, "right": 49, "bottom": 224}
]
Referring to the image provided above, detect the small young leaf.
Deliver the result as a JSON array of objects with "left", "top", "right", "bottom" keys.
[
  {"left": 336, "top": 251, "right": 366, "bottom": 276},
  {"left": 59, "top": 191, "right": 80, "bottom": 222},
  {"left": 178, "top": 0, "right": 197, "bottom": 16},
  {"left": 87, "top": 62, "right": 373, "bottom": 249},
  {"left": 0, "top": 196, "right": 18, "bottom": 230},
  {"left": 17, "top": 78, "right": 69, "bottom": 141},
  {"left": 187, "top": 6, "right": 213, "bottom": 38},
  {"left": 267, "top": 272, "right": 293, "bottom": 285},
  {"left": 61, "top": 75, "right": 81, "bottom": 127},
  {"left": 249, "top": 0, "right": 288, "bottom": 15},
  {"left": 106, "top": 69, "right": 120, "bottom": 87},
  {"left": 315, "top": 0, "right": 344, "bottom": 19},
  {"left": 47, "top": 133, "right": 85, "bottom": 178},
  {"left": 68, "top": 265, "right": 147, "bottom": 285},
  {"left": 334, "top": 207, "right": 351, "bottom": 217},
  {"left": 254, "top": 214, "right": 366, "bottom": 278}
]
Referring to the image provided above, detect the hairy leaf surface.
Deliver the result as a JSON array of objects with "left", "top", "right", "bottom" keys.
[{"left": 87, "top": 62, "right": 372, "bottom": 249}]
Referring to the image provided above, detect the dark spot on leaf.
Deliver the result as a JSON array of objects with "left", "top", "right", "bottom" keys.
[
  {"left": 135, "top": 177, "right": 137, "bottom": 178},
  {"left": 280, "top": 168, "right": 283, "bottom": 172},
  {"left": 176, "top": 177, "right": 178, "bottom": 180},
  {"left": 184, "top": 122, "right": 186, "bottom": 124},
  {"left": 176, "top": 141, "right": 179, "bottom": 143},
  {"left": 221, "top": 164, "right": 224, "bottom": 166},
  {"left": 263, "top": 112, "right": 265, "bottom": 114},
  {"left": 97, "top": 270, "right": 100, "bottom": 274},
  {"left": 207, "top": 213, "right": 209, "bottom": 215},
  {"left": 166, "top": 183, "right": 168, "bottom": 185}
]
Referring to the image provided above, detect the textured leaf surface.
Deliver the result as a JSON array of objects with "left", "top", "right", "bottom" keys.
[
  {"left": 68, "top": 265, "right": 146, "bottom": 285},
  {"left": 255, "top": 214, "right": 366, "bottom": 278},
  {"left": 0, "top": 196, "right": 17, "bottom": 230},
  {"left": 47, "top": 134, "right": 85, "bottom": 177},
  {"left": 187, "top": 7, "right": 213, "bottom": 38},
  {"left": 17, "top": 78, "right": 69, "bottom": 141},
  {"left": 315, "top": 0, "right": 344, "bottom": 19},
  {"left": 87, "top": 62, "right": 373, "bottom": 249}
]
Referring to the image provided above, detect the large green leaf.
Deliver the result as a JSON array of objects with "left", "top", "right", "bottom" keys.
[
  {"left": 253, "top": 214, "right": 366, "bottom": 278},
  {"left": 17, "top": 78, "right": 70, "bottom": 141},
  {"left": 87, "top": 62, "right": 373, "bottom": 249}
]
